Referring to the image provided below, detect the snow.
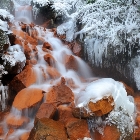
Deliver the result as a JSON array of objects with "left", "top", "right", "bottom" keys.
[
  {"left": 2, "top": 45, "right": 26, "bottom": 72},
  {"left": 0, "top": 9, "right": 14, "bottom": 22},
  {"left": 75, "top": 78, "right": 134, "bottom": 116}
]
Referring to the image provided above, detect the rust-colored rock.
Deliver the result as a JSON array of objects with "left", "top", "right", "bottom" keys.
[
  {"left": 36, "top": 103, "right": 56, "bottom": 120},
  {"left": 58, "top": 105, "right": 74, "bottom": 125},
  {"left": 72, "top": 42, "right": 81, "bottom": 57},
  {"left": 0, "top": 126, "right": 3, "bottom": 136},
  {"left": 28, "top": 118, "right": 67, "bottom": 140},
  {"left": 6, "top": 115, "right": 29, "bottom": 128},
  {"left": 94, "top": 125, "right": 120, "bottom": 140},
  {"left": 72, "top": 107, "right": 91, "bottom": 119},
  {"left": 135, "top": 128, "right": 140, "bottom": 140},
  {"left": 46, "top": 84, "right": 74, "bottom": 106},
  {"left": 42, "top": 42, "right": 53, "bottom": 52},
  {"left": 46, "top": 66, "right": 61, "bottom": 79},
  {"left": 65, "top": 55, "right": 78, "bottom": 71},
  {"left": 66, "top": 119, "right": 91, "bottom": 140},
  {"left": 20, "top": 132, "right": 30, "bottom": 140},
  {"left": 9, "top": 65, "right": 37, "bottom": 93},
  {"left": 88, "top": 96, "right": 114, "bottom": 116},
  {"left": 13, "top": 88, "right": 43, "bottom": 110},
  {"left": 12, "top": 29, "right": 37, "bottom": 46},
  {"left": 44, "top": 54, "right": 55, "bottom": 65}
]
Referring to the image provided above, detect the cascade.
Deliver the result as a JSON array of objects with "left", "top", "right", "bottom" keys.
[{"left": 0, "top": 1, "right": 136, "bottom": 139}]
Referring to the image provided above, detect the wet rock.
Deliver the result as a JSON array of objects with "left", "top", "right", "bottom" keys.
[
  {"left": 9, "top": 65, "right": 37, "bottom": 93},
  {"left": 46, "top": 84, "right": 74, "bottom": 106},
  {"left": 12, "top": 29, "right": 37, "bottom": 46},
  {"left": 88, "top": 96, "right": 114, "bottom": 116},
  {"left": 72, "top": 42, "right": 82, "bottom": 57},
  {"left": 66, "top": 118, "right": 91, "bottom": 140},
  {"left": 44, "top": 54, "right": 55, "bottom": 65},
  {"left": 13, "top": 88, "right": 43, "bottom": 110},
  {"left": 94, "top": 125, "right": 120, "bottom": 140},
  {"left": 72, "top": 107, "right": 91, "bottom": 119},
  {"left": 65, "top": 55, "right": 78, "bottom": 71},
  {"left": 28, "top": 118, "right": 67, "bottom": 140},
  {"left": 0, "top": 126, "right": 3, "bottom": 136},
  {"left": 20, "top": 132, "right": 30, "bottom": 140},
  {"left": 46, "top": 66, "right": 61, "bottom": 79},
  {"left": 58, "top": 105, "right": 74, "bottom": 125},
  {"left": 135, "top": 128, "right": 140, "bottom": 140},
  {"left": 36, "top": 103, "right": 56, "bottom": 120},
  {"left": 6, "top": 115, "right": 29, "bottom": 128},
  {"left": 42, "top": 42, "right": 53, "bottom": 52}
]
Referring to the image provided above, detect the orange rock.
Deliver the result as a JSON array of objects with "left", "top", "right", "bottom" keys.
[
  {"left": 135, "top": 128, "right": 140, "bottom": 140},
  {"left": 36, "top": 103, "right": 56, "bottom": 120},
  {"left": 44, "top": 54, "right": 55, "bottom": 65},
  {"left": 72, "top": 42, "right": 81, "bottom": 57},
  {"left": 28, "top": 118, "right": 68, "bottom": 140},
  {"left": 20, "top": 132, "right": 30, "bottom": 140},
  {"left": 9, "top": 65, "right": 37, "bottom": 93},
  {"left": 66, "top": 119, "right": 91, "bottom": 140},
  {"left": 72, "top": 107, "right": 91, "bottom": 119},
  {"left": 46, "top": 66, "right": 61, "bottom": 79},
  {"left": 94, "top": 125, "right": 120, "bottom": 140},
  {"left": 6, "top": 115, "right": 29, "bottom": 128},
  {"left": 88, "top": 96, "right": 114, "bottom": 116},
  {"left": 46, "top": 84, "right": 74, "bottom": 106},
  {"left": 30, "top": 59, "right": 37, "bottom": 65},
  {"left": 65, "top": 55, "right": 78, "bottom": 71},
  {"left": 13, "top": 88, "right": 43, "bottom": 110},
  {"left": 0, "top": 126, "right": 3, "bottom": 136},
  {"left": 42, "top": 42, "right": 53, "bottom": 52},
  {"left": 58, "top": 105, "right": 74, "bottom": 125},
  {"left": 12, "top": 29, "right": 37, "bottom": 46}
]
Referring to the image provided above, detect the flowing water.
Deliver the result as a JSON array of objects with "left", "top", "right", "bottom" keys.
[{"left": 0, "top": 4, "right": 96, "bottom": 140}]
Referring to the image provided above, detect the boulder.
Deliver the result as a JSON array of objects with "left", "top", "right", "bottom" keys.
[
  {"left": 46, "top": 66, "right": 61, "bottom": 79},
  {"left": 94, "top": 125, "right": 120, "bottom": 140},
  {"left": 42, "top": 42, "right": 53, "bottom": 52},
  {"left": 13, "top": 88, "right": 43, "bottom": 110},
  {"left": 36, "top": 103, "right": 56, "bottom": 120},
  {"left": 12, "top": 29, "right": 37, "bottom": 46},
  {"left": 88, "top": 96, "right": 114, "bottom": 116},
  {"left": 28, "top": 118, "right": 67, "bottom": 140},
  {"left": 72, "top": 42, "right": 81, "bottom": 57},
  {"left": 9, "top": 65, "right": 37, "bottom": 93},
  {"left": 20, "top": 132, "right": 30, "bottom": 140},
  {"left": 44, "top": 54, "right": 55, "bottom": 66},
  {"left": 46, "top": 84, "right": 74, "bottom": 106},
  {"left": 66, "top": 119, "right": 91, "bottom": 140},
  {"left": 57, "top": 105, "right": 74, "bottom": 125},
  {"left": 6, "top": 115, "right": 29, "bottom": 128},
  {"left": 65, "top": 55, "right": 78, "bottom": 71}
]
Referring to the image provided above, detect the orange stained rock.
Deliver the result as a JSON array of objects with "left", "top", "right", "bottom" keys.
[
  {"left": 88, "top": 96, "right": 114, "bottom": 116},
  {"left": 6, "top": 115, "right": 29, "bottom": 128},
  {"left": 94, "top": 125, "right": 120, "bottom": 140},
  {"left": 46, "top": 66, "right": 61, "bottom": 79},
  {"left": 20, "top": 132, "right": 30, "bottom": 140},
  {"left": 66, "top": 118, "right": 91, "bottom": 140},
  {"left": 9, "top": 65, "right": 37, "bottom": 93},
  {"left": 12, "top": 29, "right": 37, "bottom": 46},
  {"left": 42, "top": 42, "right": 53, "bottom": 52},
  {"left": 46, "top": 84, "right": 74, "bottom": 106},
  {"left": 36, "top": 103, "right": 56, "bottom": 119},
  {"left": 0, "top": 126, "right": 3, "bottom": 136},
  {"left": 44, "top": 53, "right": 55, "bottom": 66},
  {"left": 65, "top": 55, "right": 78, "bottom": 71},
  {"left": 13, "top": 88, "right": 43, "bottom": 110}
]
